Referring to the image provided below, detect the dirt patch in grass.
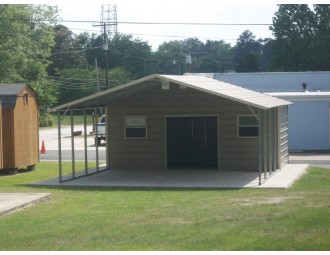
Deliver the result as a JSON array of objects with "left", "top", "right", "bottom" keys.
[{"left": 235, "top": 196, "right": 303, "bottom": 206}]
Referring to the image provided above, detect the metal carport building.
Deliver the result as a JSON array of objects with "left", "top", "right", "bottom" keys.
[{"left": 51, "top": 74, "right": 292, "bottom": 185}]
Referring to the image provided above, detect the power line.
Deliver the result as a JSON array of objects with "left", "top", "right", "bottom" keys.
[
  {"left": 130, "top": 33, "right": 237, "bottom": 41},
  {"left": 51, "top": 46, "right": 102, "bottom": 55},
  {"left": 0, "top": 17, "right": 271, "bottom": 26},
  {"left": 117, "top": 21, "right": 272, "bottom": 26}
]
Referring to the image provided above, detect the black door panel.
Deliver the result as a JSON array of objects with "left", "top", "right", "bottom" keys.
[{"left": 166, "top": 117, "right": 218, "bottom": 169}]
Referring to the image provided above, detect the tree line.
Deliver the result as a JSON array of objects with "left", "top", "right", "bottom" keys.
[{"left": 0, "top": 4, "right": 329, "bottom": 111}]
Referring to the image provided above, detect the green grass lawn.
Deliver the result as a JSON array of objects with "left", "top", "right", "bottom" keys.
[
  {"left": 0, "top": 163, "right": 329, "bottom": 251},
  {"left": 53, "top": 114, "right": 95, "bottom": 126}
]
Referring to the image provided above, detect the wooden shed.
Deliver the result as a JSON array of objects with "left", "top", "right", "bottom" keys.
[
  {"left": 51, "top": 75, "right": 292, "bottom": 185},
  {"left": 0, "top": 84, "right": 39, "bottom": 172}
]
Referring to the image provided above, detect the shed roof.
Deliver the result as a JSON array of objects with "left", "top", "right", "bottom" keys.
[
  {"left": 50, "top": 74, "right": 292, "bottom": 112},
  {"left": 198, "top": 71, "right": 330, "bottom": 93},
  {"left": 266, "top": 91, "right": 330, "bottom": 101},
  {"left": 0, "top": 84, "right": 27, "bottom": 109}
]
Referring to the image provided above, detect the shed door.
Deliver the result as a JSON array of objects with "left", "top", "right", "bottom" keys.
[{"left": 166, "top": 117, "right": 218, "bottom": 169}]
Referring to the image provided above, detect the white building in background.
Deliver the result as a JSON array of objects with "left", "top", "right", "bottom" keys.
[{"left": 190, "top": 72, "right": 330, "bottom": 152}]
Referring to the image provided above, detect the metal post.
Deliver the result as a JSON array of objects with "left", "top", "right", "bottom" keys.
[
  {"left": 84, "top": 109, "right": 88, "bottom": 175},
  {"left": 271, "top": 108, "right": 275, "bottom": 172},
  {"left": 263, "top": 110, "right": 267, "bottom": 179},
  {"left": 105, "top": 107, "right": 110, "bottom": 169},
  {"left": 104, "top": 23, "right": 109, "bottom": 89},
  {"left": 95, "top": 58, "right": 100, "bottom": 93},
  {"left": 274, "top": 108, "right": 278, "bottom": 171},
  {"left": 58, "top": 111, "right": 62, "bottom": 182},
  {"left": 94, "top": 108, "right": 100, "bottom": 172},
  {"left": 258, "top": 110, "right": 262, "bottom": 185},
  {"left": 268, "top": 109, "right": 272, "bottom": 175},
  {"left": 71, "top": 110, "right": 75, "bottom": 178}
]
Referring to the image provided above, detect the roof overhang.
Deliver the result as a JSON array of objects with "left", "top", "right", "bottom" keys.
[
  {"left": 266, "top": 91, "right": 330, "bottom": 102},
  {"left": 50, "top": 74, "right": 292, "bottom": 112}
]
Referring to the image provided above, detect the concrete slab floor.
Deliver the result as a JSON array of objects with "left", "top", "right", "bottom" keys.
[
  {"left": 1, "top": 165, "right": 308, "bottom": 216},
  {"left": 0, "top": 193, "right": 50, "bottom": 217},
  {"left": 35, "top": 164, "right": 309, "bottom": 189}
]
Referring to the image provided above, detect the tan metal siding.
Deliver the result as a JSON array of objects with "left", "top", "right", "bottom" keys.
[
  {"left": 108, "top": 83, "right": 259, "bottom": 171},
  {"left": 279, "top": 106, "right": 289, "bottom": 166}
]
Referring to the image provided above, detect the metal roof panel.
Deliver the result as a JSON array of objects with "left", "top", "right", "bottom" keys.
[{"left": 50, "top": 74, "right": 292, "bottom": 111}]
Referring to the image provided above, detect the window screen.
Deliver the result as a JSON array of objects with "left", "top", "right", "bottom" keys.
[
  {"left": 238, "top": 115, "right": 259, "bottom": 137},
  {"left": 125, "top": 116, "right": 147, "bottom": 138}
]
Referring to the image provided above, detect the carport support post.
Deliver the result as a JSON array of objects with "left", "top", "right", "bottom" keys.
[
  {"left": 258, "top": 110, "right": 262, "bottom": 185},
  {"left": 263, "top": 110, "right": 267, "bottom": 179},
  {"left": 71, "top": 110, "right": 76, "bottom": 178},
  {"left": 94, "top": 108, "right": 99, "bottom": 172},
  {"left": 274, "top": 108, "right": 278, "bottom": 171},
  {"left": 83, "top": 109, "right": 88, "bottom": 175},
  {"left": 268, "top": 109, "right": 272, "bottom": 175},
  {"left": 58, "top": 111, "right": 63, "bottom": 182}
]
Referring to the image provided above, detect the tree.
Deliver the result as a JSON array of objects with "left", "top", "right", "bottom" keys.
[
  {"left": 232, "top": 30, "right": 262, "bottom": 72},
  {"left": 236, "top": 51, "right": 260, "bottom": 72},
  {"left": 0, "top": 4, "right": 59, "bottom": 107},
  {"left": 108, "top": 67, "right": 132, "bottom": 87},
  {"left": 182, "top": 38, "right": 205, "bottom": 72},
  {"left": 270, "top": 4, "right": 317, "bottom": 71},
  {"left": 259, "top": 38, "right": 274, "bottom": 71},
  {"left": 48, "top": 25, "right": 88, "bottom": 75},
  {"left": 313, "top": 4, "right": 330, "bottom": 70},
  {"left": 108, "top": 33, "right": 152, "bottom": 79},
  {"left": 54, "top": 68, "right": 99, "bottom": 104},
  {"left": 153, "top": 40, "right": 187, "bottom": 74},
  {"left": 199, "top": 40, "right": 232, "bottom": 72}
]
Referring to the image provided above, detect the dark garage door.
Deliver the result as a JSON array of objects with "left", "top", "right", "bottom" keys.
[{"left": 166, "top": 116, "right": 218, "bottom": 169}]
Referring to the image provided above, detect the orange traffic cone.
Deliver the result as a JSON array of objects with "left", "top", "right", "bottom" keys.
[{"left": 41, "top": 140, "right": 46, "bottom": 154}]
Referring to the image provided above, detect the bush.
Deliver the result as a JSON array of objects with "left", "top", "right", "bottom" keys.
[{"left": 39, "top": 113, "right": 54, "bottom": 127}]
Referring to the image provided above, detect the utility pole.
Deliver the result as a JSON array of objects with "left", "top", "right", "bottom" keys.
[
  {"left": 95, "top": 58, "right": 100, "bottom": 92},
  {"left": 93, "top": 4, "right": 118, "bottom": 90},
  {"left": 186, "top": 54, "right": 192, "bottom": 72},
  {"left": 93, "top": 22, "right": 110, "bottom": 89},
  {"left": 103, "top": 23, "right": 109, "bottom": 89}
]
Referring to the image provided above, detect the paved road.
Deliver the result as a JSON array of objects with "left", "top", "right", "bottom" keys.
[
  {"left": 39, "top": 125, "right": 105, "bottom": 161},
  {"left": 289, "top": 153, "right": 330, "bottom": 169},
  {"left": 40, "top": 150, "right": 106, "bottom": 161},
  {"left": 40, "top": 126, "right": 330, "bottom": 167}
]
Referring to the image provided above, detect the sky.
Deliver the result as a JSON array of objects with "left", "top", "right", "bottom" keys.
[
  {"left": 57, "top": 1, "right": 278, "bottom": 50},
  {"left": 9, "top": 1, "right": 324, "bottom": 50}
]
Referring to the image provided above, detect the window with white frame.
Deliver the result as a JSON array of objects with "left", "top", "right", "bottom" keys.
[
  {"left": 237, "top": 115, "right": 259, "bottom": 138},
  {"left": 125, "top": 116, "right": 147, "bottom": 138}
]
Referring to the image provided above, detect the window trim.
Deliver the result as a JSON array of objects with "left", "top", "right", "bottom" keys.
[
  {"left": 237, "top": 115, "right": 259, "bottom": 138},
  {"left": 124, "top": 116, "right": 147, "bottom": 139}
]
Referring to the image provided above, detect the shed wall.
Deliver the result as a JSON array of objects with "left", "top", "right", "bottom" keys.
[
  {"left": 1, "top": 87, "right": 39, "bottom": 169},
  {"left": 288, "top": 101, "right": 330, "bottom": 151},
  {"left": 2, "top": 109, "right": 15, "bottom": 168},
  {"left": 107, "top": 82, "right": 259, "bottom": 171},
  {"left": 14, "top": 87, "right": 39, "bottom": 167}
]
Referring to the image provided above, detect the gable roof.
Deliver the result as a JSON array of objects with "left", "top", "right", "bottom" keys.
[
  {"left": 50, "top": 74, "right": 291, "bottom": 112},
  {"left": 0, "top": 84, "right": 27, "bottom": 109}
]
